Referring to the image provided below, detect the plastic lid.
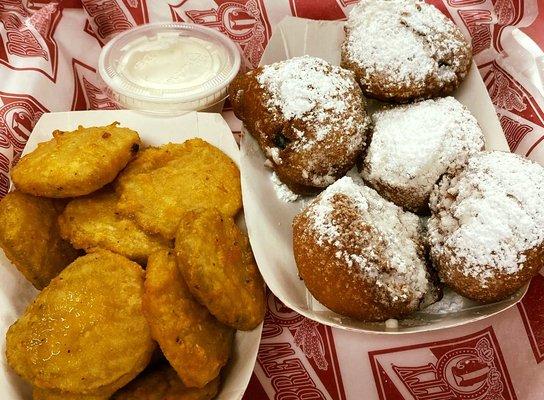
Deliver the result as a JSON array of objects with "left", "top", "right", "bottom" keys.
[{"left": 98, "top": 22, "right": 241, "bottom": 109}]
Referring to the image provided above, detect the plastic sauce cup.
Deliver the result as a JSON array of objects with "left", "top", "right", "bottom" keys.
[{"left": 98, "top": 22, "right": 241, "bottom": 115}]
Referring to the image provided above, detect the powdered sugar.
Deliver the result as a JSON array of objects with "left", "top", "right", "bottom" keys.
[
  {"left": 257, "top": 55, "right": 368, "bottom": 156},
  {"left": 429, "top": 151, "right": 544, "bottom": 282},
  {"left": 258, "top": 56, "right": 351, "bottom": 121},
  {"left": 271, "top": 172, "right": 300, "bottom": 202},
  {"left": 303, "top": 176, "right": 430, "bottom": 305},
  {"left": 362, "top": 97, "right": 484, "bottom": 209},
  {"left": 344, "top": 0, "right": 468, "bottom": 89},
  {"left": 423, "top": 288, "right": 465, "bottom": 314}
]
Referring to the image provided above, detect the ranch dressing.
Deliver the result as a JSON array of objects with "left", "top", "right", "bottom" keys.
[
  {"left": 99, "top": 23, "right": 240, "bottom": 115},
  {"left": 119, "top": 34, "right": 227, "bottom": 94}
]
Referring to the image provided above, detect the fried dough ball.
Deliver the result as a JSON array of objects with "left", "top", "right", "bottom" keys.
[
  {"left": 116, "top": 139, "right": 241, "bottom": 239},
  {"left": 112, "top": 362, "right": 220, "bottom": 400},
  {"left": 58, "top": 190, "right": 170, "bottom": 264},
  {"left": 341, "top": 0, "right": 472, "bottom": 102},
  {"left": 33, "top": 387, "right": 107, "bottom": 400},
  {"left": 0, "top": 190, "right": 78, "bottom": 289},
  {"left": 361, "top": 97, "right": 484, "bottom": 213},
  {"left": 12, "top": 123, "right": 140, "bottom": 197},
  {"left": 6, "top": 251, "right": 154, "bottom": 395},
  {"left": 229, "top": 56, "right": 369, "bottom": 194},
  {"left": 293, "top": 177, "right": 437, "bottom": 321},
  {"left": 143, "top": 251, "right": 234, "bottom": 388},
  {"left": 429, "top": 151, "right": 544, "bottom": 303},
  {"left": 175, "top": 208, "right": 265, "bottom": 330}
]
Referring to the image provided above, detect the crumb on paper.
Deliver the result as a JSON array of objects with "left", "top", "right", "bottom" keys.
[
  {"left": 385, "top": 318, "right": 399, "bottom": 329},
  {"left": 423, "top": 289, "right": 465, "bottom": 314},
  {"left": 271, "top": 172, "right": 300, "bottom": 202}
]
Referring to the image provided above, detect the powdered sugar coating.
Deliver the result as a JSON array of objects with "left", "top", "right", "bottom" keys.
[
  {"left": 258, "top": 56, "right": 349, "bottom": 123},
  {"left": 304, "top": 176, "right": 430, "bottom": 306},
  {"left": 362, "top": 97, "right": 484, "bottom": 212},
  {"left": 255, "top": 56, "right": 369, "bottom": 190},
  {"left": 423, "top": 288, "right": 465, "bottom": 314},
  {"left": 429, "top": 151, "right": 544, "bottom": 283},
  {"left": 342, "top": 0, "right": 471, "bottom": 101},
  {"left": 271, "top": 172, "right": 300, "bottom": 202}
]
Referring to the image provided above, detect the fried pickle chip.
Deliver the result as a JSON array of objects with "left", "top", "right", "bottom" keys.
[
  {"left": 175, "top": 209, "right": 265, "bottom": 330},
  {"left": 58, "top": 191, "right": 170, "bottom": 263},
  {"left": 143, "top": 251, "right": 234, "bottom": 388},
  {"left": 33, "top": 387, "right": 108, "bottom": 400},
  {"left": 0, "top": 190, "right": 79, "bottom": 289},
  {"left": 112, "top": 362, "right": 220, "bottom": 400},
  {"left": 115, "top": 143, "right": 188, "bottom": 191},
  {"left": 12, "top": 123, "right": 140, "bottom": 197},
  {"left": 116, "top": 139, "right": 241, "bottom": 239},
  {"left": 6, "top": 251, "right": 154, "bottom": 395}
]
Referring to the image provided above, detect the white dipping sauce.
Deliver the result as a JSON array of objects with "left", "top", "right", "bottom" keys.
[
  {"left": 99, "top": 23, "right": 240, "bottom": 114},
  {"left": 119, "top": 34, "right": 227, "bottom": 93}
]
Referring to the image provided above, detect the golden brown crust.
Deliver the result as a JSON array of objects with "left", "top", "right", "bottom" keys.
[
  {"left": 340, "top": 1, "right": 472, "bottom": 103},
  {"left": 428, "top": 151, "right": 544, "bottom": 303},
  {"left": 175, "top": 208, "right": 265, "bottom": 331},
  {"left": 12, "top": 123, "right": 140, "bottom": 198},
  {"left": 340, "top": 52, "right": 471, "bottom": 103},
  {"left": 116, "top": 139, "right": 242, "bottom": 240},
  {"left": 112, "top": 362, "right": 220, "bottom": 400},
  {"left": 143, "top": 251, "right": 234, "bottom": 388},
  {"left": 6, "top": 251, "right": 154, "bottom": 395},
  {"left": 33, "top": 387, "right": 108, "bottom": 400},
  {"left": 58, "top": 190, "right": 170, "bottom": 264},
  {"left": 294, "top": 215, "right": 408, "bottom": 321},
  {"left": 0, "top": 190, "right": 79, "bottom": 289},
  {"left": 292, "top": 179, "right": 432, "bottom": 321},
  {"left": 432, "top": 243, "right": 543, "bottom": 303},
  {"left": 229, "top": 58, "right": 370, "bottom": 194}
]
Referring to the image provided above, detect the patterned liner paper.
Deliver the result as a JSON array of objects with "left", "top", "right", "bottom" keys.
[{"left": 0, "top": 1, "right": 543, "bottom": 399}]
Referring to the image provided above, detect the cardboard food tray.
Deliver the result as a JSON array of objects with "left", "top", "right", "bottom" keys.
[
  {"left": 0, "top": 110, "right": 262, "bottom": 399},
  {"left": 240, "top": 16, "right": 527, "bottom": 334}
]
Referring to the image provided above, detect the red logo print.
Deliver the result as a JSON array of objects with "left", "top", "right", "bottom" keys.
[
  {"left": 245, "top": 292, "right": 346, "bottom": 400},
  {"left": 457, "top": 9, "right": 492, "bottom": 55},
  {"left": 288, "top": 0, "right": 347, "bottom": 21},
  {"left": 0, "top": 92, "right": 47, "bottom": 155},
  {"left": 447, "top": 0, "right": 486, "bottom": 5},
  {"left": 71, "top": 59, "right": 118, "bottom": 111},
  {"left": 482, "top": 62, "right": 544, "bottom": 127},
  {"left": 493, "top": 0, "right": 516, "bottom": 25},
  {"left": 498, "top": 114, "right": 533, "bottom": 151},
  {"left": 0, "top": 152, "right": 11, "bottom": 198},
  {"left": 170, "top": 0, "right": 272, "bottom": 68},
  {"left": 518, "top": 273, "right": 544, "bottom": 364},
  {"left": 81, "top": 0, "right": 148, "bottom": 43},
  {"left": 484, "top": 63, "right": 527, "bottom": 112},
  {"left": 0, "top": 0, "right": 61, "bottom": 81},
  {"left": 0, "top": 92, "right": 48, "bottom": 198},
  {"left": 369, "top": 327, "right": 516, "bottom": 400}
]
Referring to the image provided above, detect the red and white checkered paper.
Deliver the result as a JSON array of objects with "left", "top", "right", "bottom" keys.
[{"left": 1, "top": 1, "right": 543, "bottom": 399}]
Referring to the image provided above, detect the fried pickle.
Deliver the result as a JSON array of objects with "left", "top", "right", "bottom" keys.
[
  {"left": 115, "top": 143, "right": 188, "bottom": 191},
  {"left": 116, "top": 139, "right": 241, "bottom": 239},
  {"left": 58, "top": 191, "right": 170, "bottom": 263},
  {"left": 0, "top": 190, "right": 79, "bottom": 289},
  {"left": 12, "top": 123, "right": 140, "bottom": 197},
  {"left": 33, "top": 387, "right": 108, "bottom": 400},
  {"left": 112, "top": 362, "right": 219, "bottom": 400},
  {"left": 6, "top": 251, "right": 154, "bottom": 395},
  {"left": 175, "top": 209, "right": 265, "bottom": 330},
  {"left": 143, "top": 251, "right": 234, "bottom": 388}
]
